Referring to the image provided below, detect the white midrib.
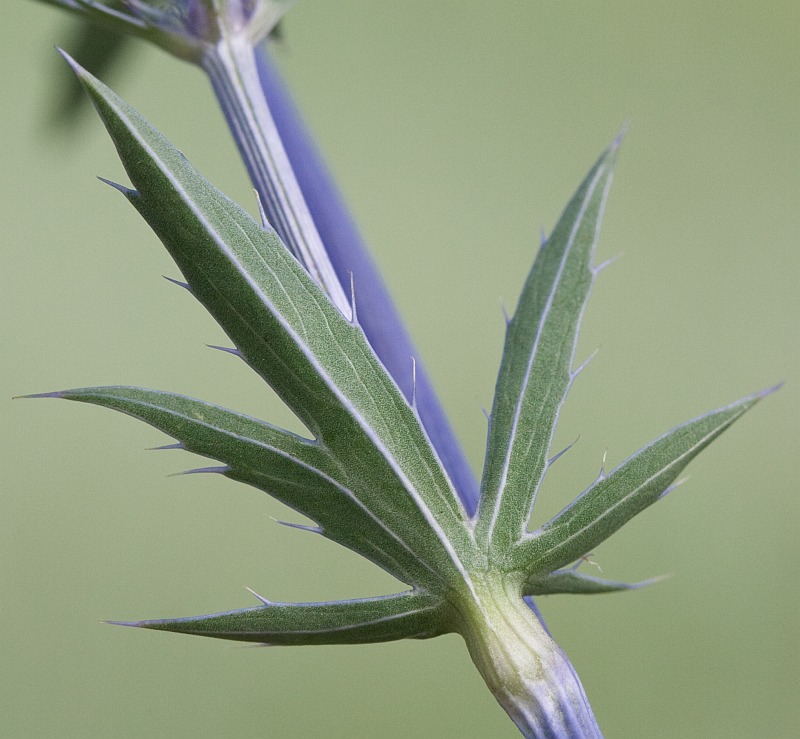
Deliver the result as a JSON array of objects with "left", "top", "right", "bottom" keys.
[
  {"left": 483, "top": 162, "right": 609, "bottom": 548},
  {"left": 539, "top": 419, "right": 738, "bottom": 566},
  {"left": 116, "top": 103, "right": 477, "bottom": 596}
]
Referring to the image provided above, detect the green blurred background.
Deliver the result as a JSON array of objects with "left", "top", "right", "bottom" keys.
[{"left": 2, "top": 1, "right": 798, "bottom": 737}]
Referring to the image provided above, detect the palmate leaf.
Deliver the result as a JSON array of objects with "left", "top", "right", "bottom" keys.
[
  {"left": 475, "top": 140, "right": 619, "bottom": 556},
  {"left": 114, "top": 590, "right": 451, "bottom": 645},
  {"left": 58, "top": 53, "right": 477, "bottom": 593},
  {"left": 513, "top": 387, "right": 775, "bottom": 577}
]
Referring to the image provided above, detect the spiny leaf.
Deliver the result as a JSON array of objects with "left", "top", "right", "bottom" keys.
[
  {"left": 513, "top": 387, "right": 776, "bottom": 575},
  {"left": 524, "top": 569, "right": 659, "bottom": 596},
  {"left": 43, "top": 386, "right": 453, "bottom": 591},
  {"left": 476, "top": 140, "right": 619, "bottom": 555},
  {"left": 114, "top": 589, "right": 451, "bottom": 645},
  {"left": 63, "top": 54, "right": 477, "bottom": 591}
]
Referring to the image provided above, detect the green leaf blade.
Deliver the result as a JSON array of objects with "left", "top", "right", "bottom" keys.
[
  {"left": 524, "top": 569, "right": 660, "bottom": 596},
  {"left": 116, "top": 590, "right": 451, "bottom": 645},
  {"left": 64, "top": 56, "right": 477, "bottom": 591},
  {"left": 49, "top": 386, "right": 449, "bottom": 590},
  {"left": 476, "top": 142, "right": 620, "bottom": 555},
  {"left": 515, "top": 388, "right": 775, "bottom": 575}
]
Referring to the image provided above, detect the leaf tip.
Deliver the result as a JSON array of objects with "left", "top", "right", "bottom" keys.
[
  {"left": 14, "top": 390, "right": 68, "bottom": 400},
  {"left": 613, "top": 119, "right": 631, "bottom": 150},
  {"left": 56, "top": 48, "right": 102, "bottom": 102},
  {"left": 102, "top": 619, "right": 146, "bottom": 629},
  {"left": 755, "top": 382, "right": 783, "bottom": 400},
  {"left": 55, "top": 47, "right": 83, "bottom": 77},
  {"left": 726, "top": 382, "right": 783, "bottom": 415}
]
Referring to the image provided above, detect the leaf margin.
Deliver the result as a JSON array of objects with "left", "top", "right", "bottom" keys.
[{"left": 510, "top": 385, "right": 779, "bottom": 576}]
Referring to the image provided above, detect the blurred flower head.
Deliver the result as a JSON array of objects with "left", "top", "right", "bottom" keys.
[{"left": 47, "top": 0, "right": 295, "bottom": 59}]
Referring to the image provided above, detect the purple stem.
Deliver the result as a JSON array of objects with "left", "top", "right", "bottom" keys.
[{"left": 251, "top": 46, "right": 479, "bottom": 513}]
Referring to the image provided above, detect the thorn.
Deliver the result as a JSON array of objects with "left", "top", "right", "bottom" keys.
[
  {"left": 97, "top": 176, "right": 137, "bottom": 197},
  {"left": 658, "top": 475, "right": 689, "bottom": 501},
  {"left": 170, "top": 465, "right": 230, "bottom": 477},
  {"left": 598, "top": 449, "right": 608, "bottom": 480},
  {"left": 207, "top": 344, "right": 244, "bottom": 358},
  {"left": 349, "top": 271, "right": 358, "bottom": 326},
  {"left": 540, "top": 227, "right": 548, "bottom": 248},
  {"left": 163, "top": 275, "right": 191, "bottom": 292},
  {"left": 547, "top": 436, "right": 580, "bottom": 467},
  {"left": 481, "top": 406, "right": 491, "bottom": 423},
  {"left": 500, "top": 301, "right": 511, "bottom": 326},
  {"left": 244, "top": 586, "right": 273, "bottom": 606},
  {"left": 269, "top": 516, "right": 322, "bottom": 535},
  {"left": 593, "top": 253, "right": 622, "bottom": 276},
  {"left": 571, "top": 349, "right": 598, "bottom": 380},
  {"left": 254, "top": 189, "right": 270, "bottom": 229},
  {"left": 147, "top": 442, "right": 184, "bottom": 451}
]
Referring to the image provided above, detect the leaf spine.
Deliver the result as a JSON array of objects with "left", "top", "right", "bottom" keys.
[
  {"left": 162, "top": 275, "right": 192, "bottom": 291},
  {"left": 172, "top": 465, "right": 231, "bottom": 476}
]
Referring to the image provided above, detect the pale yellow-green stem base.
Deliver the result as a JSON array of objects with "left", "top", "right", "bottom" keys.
[{"left": 454, "top": 573, "right": 602, "bottom": 738}]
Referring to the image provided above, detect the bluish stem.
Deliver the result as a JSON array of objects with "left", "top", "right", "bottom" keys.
[
  {"left": 202, "top": 37, "right": 480, "bottom": 513},
  {"left": 201, "top": 35, "right": 351, "bottom": 317}
]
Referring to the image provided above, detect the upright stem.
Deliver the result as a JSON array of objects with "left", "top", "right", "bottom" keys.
[
  {"left": 252, "top": 48, "right": 482, "bottom": 513},
  {"left": 201, "top": 34, "right": 481, "bottom": 513},
  {"left": 457, "top": 575, "right": 603, "bottom": 738},
  {"left": 201, "top": 34, "right": 352, "bottom": 319}
]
